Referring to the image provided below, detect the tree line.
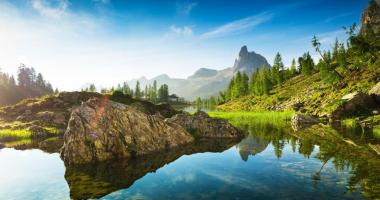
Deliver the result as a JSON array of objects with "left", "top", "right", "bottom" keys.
[
  {"left": 0, "top": 64, "right": 56, "bottom": 106},
  {"left": 83, "top": 80, "right": 171, "bottom": 103}
]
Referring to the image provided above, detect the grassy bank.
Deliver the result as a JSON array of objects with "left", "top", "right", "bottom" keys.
[
  {"left": 0, "top": 121, "right": 59, "bottom": 140},
  {"left": 208, "top": 111, "right": 294, "bottom": 127}
]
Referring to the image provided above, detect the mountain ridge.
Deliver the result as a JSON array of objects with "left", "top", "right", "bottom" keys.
[{"left": 126, "top": 46, "right": 270, "bottom": 100}]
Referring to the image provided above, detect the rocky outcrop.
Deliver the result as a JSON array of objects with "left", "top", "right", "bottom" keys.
[
  {"left": 233, "top": 46, "right": 270, "bottom": 74},
  {"left": 360, "top": 1, "right": 380, "bottom": 35},
  {"left": 291, "top": 114, "right": 320, "bottom": 130},
  {"left": 0, "top": 91, "right": 182, "bottom": 142},
  {"left": 61, "top": 97, "right": 193, "bottom": 165},
  {"left": 166, "top": 111, "right": 243, "bottom": 138},
  {"left": 332, "top": 91, "right": 378, "bottom": 119},
  {"left": 369, "top": 82, "right": 380, "bottom": 103}
]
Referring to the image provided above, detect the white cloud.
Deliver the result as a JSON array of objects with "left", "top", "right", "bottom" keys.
[
  {"left": 200, "top": 12, "right": 273, "bottom": 39},
  {"left": 31, "top": 0, "right": 68, "bottom": 19},
  {"left": 176, "top": 1, "right": 198, "bottom": 16},
  {"left": 170, "top": 25, "right": 194, "bottom": 37}
]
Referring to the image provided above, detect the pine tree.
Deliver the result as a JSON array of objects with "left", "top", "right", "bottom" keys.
[
  {"left": 135, "top": 81, "right": 141, "bottom": 98},
  {"left": 158, "top": 84, "right": 169, "bottom": 102},
  {"left": 272, "top": 53, "right": 284, "bottom": 84},
  {"left": 290, "top": 58, "right": 297, "bottom": 76},
  {"left": 89, "top": 84, "right": 96, "bottom": 92},
  {"left": 299, "top": 52, "right": 314, "bottom": 76}
]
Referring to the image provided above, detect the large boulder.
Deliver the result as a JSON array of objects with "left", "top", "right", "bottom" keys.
[
  {"left": 332, "top": 91, "right": 378, "bottom": 119},
  {"left": 61, "top": 97, "right": 194, "bottom": 165},
  {"left": 291, "top": 114, "right": 320, "bottom": 131},
  {"left": 166, "top": 111, "right": 243, "bottom": 138},
  {"left": 369, "top": 82, "right": 380, "bottom": 103}
]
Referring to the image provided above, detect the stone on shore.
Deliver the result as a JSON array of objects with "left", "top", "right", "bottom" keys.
[{"left": 61, "top": 97, "right": 193, "bottom": 165}]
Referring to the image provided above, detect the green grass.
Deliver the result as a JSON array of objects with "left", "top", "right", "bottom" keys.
[
  {"left": 0, "top": 129, "right": 32, "bottom": 139},
  {"left": 0, "top": 125, "right": 59, "bottom": 140},
  {"left": 208, "top": 111, "right": 294, "bottom": 127},
  {"left": 373, "top": 126, "right": 380, "bottom": 139},
  {"left": 341, "top": 118, "right": 360, "bottom": 129}
]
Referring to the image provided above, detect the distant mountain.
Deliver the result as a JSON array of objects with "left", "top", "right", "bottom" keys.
[
  {"left": 126, "top": 46, "right": 270, "bottom": 100},
  {"left": 188, "top": 68, "right": 218, "bottom": 79},
  {"left": 233, "top": 45, "right": 270, "bottom": 74}
]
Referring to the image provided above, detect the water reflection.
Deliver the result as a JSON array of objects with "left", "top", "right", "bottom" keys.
[
  {"left": 64, "top": 139, "right": 240, "bottom": 200},
  {"left": 235, "top": 122, "right": 380, "bottom": 199},
  {"left": 1, "top": 121, "right": 380, "bottom": 199}
]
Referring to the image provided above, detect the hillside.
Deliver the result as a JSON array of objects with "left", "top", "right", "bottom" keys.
[
  {"left": 218, "top": 68, "right": 380, "bottom": 117},
  {"left": 218, "top": 1, "right": 380, "bottom": 119}
]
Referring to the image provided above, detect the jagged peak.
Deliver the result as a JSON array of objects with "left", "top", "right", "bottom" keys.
[{"left": 239, "top": 45, "right": 249, "bottom": 57}]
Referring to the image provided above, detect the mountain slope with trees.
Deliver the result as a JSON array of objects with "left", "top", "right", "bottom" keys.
[{"left": 217, "top": 1, "right": 380, "bottom": 118}]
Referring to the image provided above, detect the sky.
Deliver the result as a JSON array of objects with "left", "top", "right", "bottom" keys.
[{"left": 0, "top": 0, "right": 369, "bottom": 91}]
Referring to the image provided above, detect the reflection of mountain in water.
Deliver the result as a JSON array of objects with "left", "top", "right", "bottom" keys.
[
  {"left": 64, "top": 138, "right": 241, "bottom": 200},
  {"left": 237, "top": 134, "right": 270, "bottom": 161}
]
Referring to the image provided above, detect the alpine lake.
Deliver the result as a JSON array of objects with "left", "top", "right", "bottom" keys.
[{"left": 0, "top": 109, "right": 380, "bottom": 200}]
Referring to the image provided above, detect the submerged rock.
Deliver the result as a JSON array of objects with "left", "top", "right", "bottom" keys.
[
  {"left": 332, "top": 91, "right": 378, "bottom": 119},
  {"left": 291, "top": 114, "right": 320, "bottom": 130},
  {"left": 166, "top": 111, "right": 243, "bottom": 138},
  {"left": 61, "top": 97, "right": 193, "bottom": 165}
]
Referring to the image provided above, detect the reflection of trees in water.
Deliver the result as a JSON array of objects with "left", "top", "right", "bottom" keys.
[
  {"left": 293, "top": 125, "right": 380, "bottom": 199},
  {"left": 236, "top": 123, "right": 294, "bottom": 160},
  {"left": 236, "top": 122, "right": 380, "bottom": 199}
]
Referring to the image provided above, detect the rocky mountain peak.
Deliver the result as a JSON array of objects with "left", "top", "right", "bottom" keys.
[
  {"left": 239, "top": 45, "right": 249, "bottom": 57},
  {"left": 233, "top": 46, "right": 270, "bottom": 74}
]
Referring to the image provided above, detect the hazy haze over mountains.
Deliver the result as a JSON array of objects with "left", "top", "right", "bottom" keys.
[{"left": 127, "top": 46, "right": 270, "bottom": 100}]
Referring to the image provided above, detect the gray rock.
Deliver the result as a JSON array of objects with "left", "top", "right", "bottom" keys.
[
  {"left": 332, "top": 91, "right": 377, "bottom": 119},
  {"left": 61, "top": 97, "right": 194, "bottom": 166},
  {"left": 166, "top": 111, "right": 243, "bottom": 138},
  {"left": 233, "top": 45, "right": 270, "bottom": 74},
  {"left": 369, "top": 82, "right": 380, "bottom": 103},
  {"left": 291, "top": 114, "right": 320, "bottom": 131},
  {"left": 29, "top": 125, "right": 52, "bottom": 139}
]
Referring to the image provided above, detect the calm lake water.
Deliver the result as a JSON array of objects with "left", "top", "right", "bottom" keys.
[{"left": 0, "top": 120, "right": 380, "bottom": 200}]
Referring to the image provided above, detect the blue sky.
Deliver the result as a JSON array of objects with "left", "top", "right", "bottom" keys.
[{"left": 0, "top": 0, "right": 368, "bottom": 90}]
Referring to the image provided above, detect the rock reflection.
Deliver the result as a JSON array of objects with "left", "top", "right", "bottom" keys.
[{"left": 64, "top": 138, "right": 241, "bottom": 200}]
